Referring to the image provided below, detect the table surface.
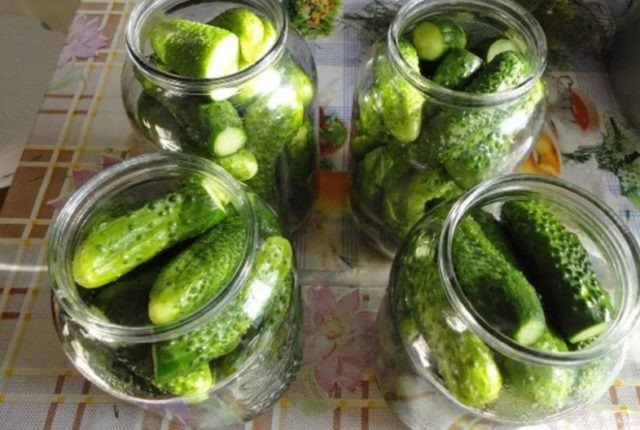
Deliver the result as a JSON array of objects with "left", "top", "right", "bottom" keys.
[{"left": 2, "top": 0, "right": 640, "bottom": 429}]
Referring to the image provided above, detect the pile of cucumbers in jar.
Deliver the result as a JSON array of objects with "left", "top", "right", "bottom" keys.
[
  {"left": 352, "top": 16, "right": 545, "bottom": 244},
  {"left": 72, "top": 176, "right": 294, "bottom": 398},
  {"left": 392, "top": 197, "right": 613, "bottom": 417},
  {"left": 135, "top": 6, "right": 315, "bottom": 204}
]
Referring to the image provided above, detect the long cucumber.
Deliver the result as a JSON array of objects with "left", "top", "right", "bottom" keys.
[
  {"left": 72, "top": 180, "right": 229, "bottom": 288},
  {"left": 152, "top": 236, "right": 292, "bottom": 383},
  {"left": 148, "top": 214, "right": 248, "bottom": 324}
]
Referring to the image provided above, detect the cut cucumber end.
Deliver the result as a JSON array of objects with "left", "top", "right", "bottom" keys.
[
  {"left": 412, "top": 21, "right": 445, "bottom": 61},
  {"left": 486, "top": 38, "right": 521, "bottom": 63},
  {"left": 567, "top": 321, "right": 609, "bottom": 345},
  {"left": 513, "top": 319, "right": 546, "bottom": 346},
  {"left": 205, "top": 33, "right": 241, "bottom": 78},
  {"left": 211, "top": 128, "right": 247, "bottom": 157}
]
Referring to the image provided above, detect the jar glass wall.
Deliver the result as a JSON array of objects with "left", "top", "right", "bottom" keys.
[
  {"left": 121, "top": 0, "right": 318, "bottom": 232},
  {"left": 348, "top": 0, "right": 547, "bottom": 257},
  {"left": 48, "top": 153, "right": 301, "bottom": 428},
  {"left": 376, "top": 174, "right": 640, "bottom": 425}
]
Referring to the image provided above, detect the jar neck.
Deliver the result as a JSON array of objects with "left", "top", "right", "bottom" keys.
[
  {"left": 48, "top": 153, "right": 258, "bottom": 344},
  {"left": 125, "top": 0, "right": 288, "bottom": 95},
  {"left": 437, "top": 174, "right": 640, "bottom": 365},
  {"left": 387, "top": 0, "right": 547, "bottom": 108}
]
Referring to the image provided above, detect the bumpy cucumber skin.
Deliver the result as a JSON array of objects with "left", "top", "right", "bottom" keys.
[
  {"left": 432, "top": 48, "right": 484, "bottom": 90},
  {"left": 373, "top": 39, "right": 424, "bottom": 143},
  {"left": 500, "top": 329, "right": 573, "bottom": 413},
  {"left": 465, "top": 51, "right": 530, "bottom": 93},
  {"left": 500, "top": 199, "right": 613, "bottom": 344},
  {"left": 243, "top": 90, "right": 304, "bottom": 202},
  {"left": 149, "top": 19, "right": 239, "bottom": 78},
  {"left": 415, "top": 75, "right": 545, "bottom": 188},
  {"left": 394, "top": 222, "right": 502, "bottom": 408},
  {"left": 72, "top": 181, "right": 228, "bottom": 288},
  {"left": 152, "top": 235, "right": 293, "bottom": 383},
  {"left": 148, "top": 214, "right": 247, "bottom": 324},
  {"left": 453, "top": 217, "right": 546, "bottom": 346},
  {"left": 154, "top": 363, "right": 214, "bottom": 397},
  {"left": 383, "top": 166, "right": 459, "bottom": 241}
]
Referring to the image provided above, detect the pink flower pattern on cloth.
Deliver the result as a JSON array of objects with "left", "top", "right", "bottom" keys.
[
  {"left": 303, "top": 286, "right": 377, "bottom": 396},
  {"left": 58, "top": 15, "right": 108, "bottom": 66}
]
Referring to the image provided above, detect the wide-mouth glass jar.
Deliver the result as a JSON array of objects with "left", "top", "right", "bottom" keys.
[
  {"left": 48, "top": 153, "right": 301, "bottom": 429},
  {"left": 121, "top": 0, "right": 318, "bottom": 232},
  {"left": 348, "top": 0, "right": 547, "bottom": 257},
  {"left": 375, "top": 174, "right": 640, "bottom": 425}
]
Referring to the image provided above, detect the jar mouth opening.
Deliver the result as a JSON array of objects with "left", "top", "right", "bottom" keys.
[
  {"left": 438, "top": 174, "right": 640, "bottom": 365},
  {"left": 47, "top": 153, "right": 258, "bottom": 344},
  {"left": 124, "top": 0, "right": 288, "bottom": 93},
  {"left": 388, "top": 0, "right": 547, "bottom": 108}
]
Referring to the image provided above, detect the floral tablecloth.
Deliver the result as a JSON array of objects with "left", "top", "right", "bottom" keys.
[{"left": 1, "top": 0, "right": 640, "bottom": 429}]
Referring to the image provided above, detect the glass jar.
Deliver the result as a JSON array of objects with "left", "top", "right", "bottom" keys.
[
  {"left": 375, "top": 174, "right": 640, "bottom": 426},
  {"left": 121, "top": 0, "right": 318, "bottom": 232},
  {"left": 48, "top": 153, "right": 301, "bottom": 429},
  {"left": 348, "top": 0, "right": 548, "bottom": 257}
]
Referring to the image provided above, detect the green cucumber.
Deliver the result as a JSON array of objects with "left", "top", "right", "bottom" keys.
[
  {"left": 216, "top": 149, "right": 259, "bottom": 181},
  {"left": 209, "top": 7, "right": 265, "bottom": 65},
  {"left": 148, "top": 214, "right": 248, "bottom": 324},
  {"left": 411, "top": 18, "right": 466, "bottom": 62},
  {"left": 154, "top": 362, "right": 214, "bottom": 397},
  {"left": 152, "top": 236, "right": 292, "bottom": 382},
  {"left": 465, "top": 50, "right": 531, "bottom": 93},
  {"left": 500, "top": 199, "right": 613, "bottom": 344},
  {"left": 395, "top": 227, "right": 502, "bottom": 407},
  {"left": 149, "top": 19, "right": 239, "bottom": 78},
  {"left": 197, "top": 100, "right": 246, "bottom": 157},
  {"left": 482, "top": 37, "right": 521, "bottom": 63},
  {"left": 500, "top": 329, "right": 573, "bottom": 412},
  {"left": 453, "top": 216, "right": 546, "bottom": 346},
  {"left": 432, "top": 48, "right": 484, "bottom": 90},
  {"left": 72, "top": 180, "right": 229, "bottom": 288}
]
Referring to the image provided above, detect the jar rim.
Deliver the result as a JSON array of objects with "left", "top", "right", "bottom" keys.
[
  {"left": 124, "top": 0, "right": 289, "bottom": 94},
  {"left": 47, "top": 153, "right": 258, "bottom": 344},
  {"left": 388, "top": 0, "right": 547, "bottom": 108},
  {"left": 437, "top": 174, "right": 640, "bottom": 365}
]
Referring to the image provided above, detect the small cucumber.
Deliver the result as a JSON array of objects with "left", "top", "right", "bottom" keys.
[
  {"left": 411, "top": 18, "right": 466, "bottom": 62},
  {"left": 148, "top": 214, "right": 248, "bottom": 324},
  {"left": 453, "top": 216, "right": 546, "bottom": 346},
  {"left": 465, "top": 50, "right": 531, "bottom": 93},
  {"left": 197, "top": 100, "right": 246, "bottom": 157},
  {"left": 149, "top": 18, "right": 240, "bottom": 78},
  {"left": 500, "top": 329, "right": 573, "bottom": 412},
  {"left": 432, "top": 48, "right": 484, "bottom": 90},
  {"left": 152, "top": 236, "right": 292, "bottom": 382},
  {"left": 500, "top": 199, "right": 613, "bottom": 344},
  {"left": 209, "top": 7, "right": 265, "bottom": 65},
  {"left": 72, "top": 180, "right": 229, "bottom": 288},
  {"left": 216, "top": 149, "right": 259, "bottom": 181}
]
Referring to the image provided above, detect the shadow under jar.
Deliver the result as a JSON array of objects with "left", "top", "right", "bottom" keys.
[
  {"left": 48, "top": 153, "right": 302, "bottom": 429},
  {"left": 121, "top": 0, "right": 318, "bottom": 232},
  {"left": 348, "top": 0, "right": 548, "bottom": 257},
  {"left": 375, "top": 174, "right": 640, "bottom": 426}
]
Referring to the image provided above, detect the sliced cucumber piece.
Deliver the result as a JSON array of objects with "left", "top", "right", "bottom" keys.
[
  {"left": 412, "top": 18, "right": 466, "bottom": 62},
  {"left": 209, "top": 7, "right": 265, "bottom": 65},
  {"left": 149, "top": 19, "right": 240, "bottom": 78}
]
